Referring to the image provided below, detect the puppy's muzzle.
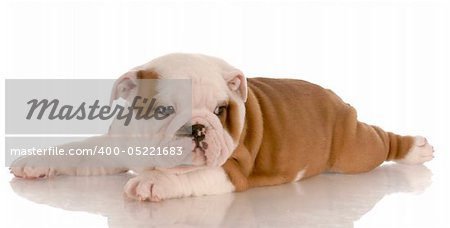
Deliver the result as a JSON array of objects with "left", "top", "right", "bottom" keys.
[{"left": 176, "top": 123, "right": 208, "bottom": 150}]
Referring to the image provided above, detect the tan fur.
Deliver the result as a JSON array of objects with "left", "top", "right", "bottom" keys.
[
  {"left": 222, "top": 99, "right": 242, "bottom": 145},
  {"left": 135, "top": 70, "right": 158, "bottom": 110},
  {"left": 223, "top": 78, "right": 414, "bottom": 191}
]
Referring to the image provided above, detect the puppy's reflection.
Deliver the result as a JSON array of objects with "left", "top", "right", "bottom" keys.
[{"left": 10, "top": 164, "right": 432, "bottom": 228}]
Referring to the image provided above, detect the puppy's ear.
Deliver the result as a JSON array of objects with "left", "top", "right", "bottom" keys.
[
  {"left": 225, "top": 70, "right": 248, "bottom": 102},
  {"left": 110, "top": 69, "right": 158, "bottom": 104},
  {"left": 110, "top": 70, "right": 139, "bottom": 104}
]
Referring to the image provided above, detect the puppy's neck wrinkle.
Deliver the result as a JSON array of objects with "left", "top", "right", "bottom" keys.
[
  {"left": 241, "top": 81, "right": 264, "bottom": 154},
  {"left": 222, "top": 80, "right": 264, "bottom": 191}
]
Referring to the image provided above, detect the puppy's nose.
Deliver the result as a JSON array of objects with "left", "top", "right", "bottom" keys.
[{"left": 192, "top": 124, "right": 206, "bottom": 142}]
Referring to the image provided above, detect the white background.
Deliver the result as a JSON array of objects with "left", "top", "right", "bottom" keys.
[{"left": 1, "top": 0, "right": 449, "bottom": 227}]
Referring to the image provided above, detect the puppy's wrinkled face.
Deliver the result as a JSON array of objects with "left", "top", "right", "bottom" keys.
[
  {"left": 111, "top": 54, "right": 247, "bottom": 168},
  {"left": 187, "top": 72, "right": 245, "bottom": 167}
]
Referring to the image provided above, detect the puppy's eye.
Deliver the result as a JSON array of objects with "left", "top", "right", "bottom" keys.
[{"left": 214, "top": 105, "right": 227, "bottom": 116}]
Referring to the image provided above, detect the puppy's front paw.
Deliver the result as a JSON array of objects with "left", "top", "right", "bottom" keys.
[
  {"left": 10, "top": 156, "right": 55, "bottom": 179},
  {"left": 124, "top": 171, "right": 184, "bottom": 202},
  {"left": 397, "top": 136, "right": 435, "bottom": 165}
]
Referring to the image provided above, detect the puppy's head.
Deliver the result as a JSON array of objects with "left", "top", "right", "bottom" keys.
[{"left": 110, "top": 53, "right": 247, "bottom": 168}]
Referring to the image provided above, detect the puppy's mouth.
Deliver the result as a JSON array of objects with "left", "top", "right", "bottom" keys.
[
  {"left": 193, "top": 138, "right": 208, "bottom": 151},
  {"left": 192, "top": 143, "right": 207, "bottom": 166}
]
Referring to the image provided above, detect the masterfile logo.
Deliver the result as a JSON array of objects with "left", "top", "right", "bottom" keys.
[
  {"left": 5, "top": 79, "right": 191, "bottom": 134},
  {"left": 25, "top": 96, "right": 175, "bottom": 126}
]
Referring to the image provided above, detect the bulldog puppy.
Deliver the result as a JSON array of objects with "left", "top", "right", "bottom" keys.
[{"left": 11, "top": 53, "right": 434, "bottom": 202}]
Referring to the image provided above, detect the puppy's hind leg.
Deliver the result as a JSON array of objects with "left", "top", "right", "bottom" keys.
[{"left": 328, "top": 105, "right": 433, "bottom": 174}]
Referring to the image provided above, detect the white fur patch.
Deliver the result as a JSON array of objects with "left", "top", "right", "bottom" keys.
[
  {"left": 292, "top": 168, "right": 307, "bottom": 183},
  {"left": 396, "top": 136, "right": 434, "bottom": 165}
]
